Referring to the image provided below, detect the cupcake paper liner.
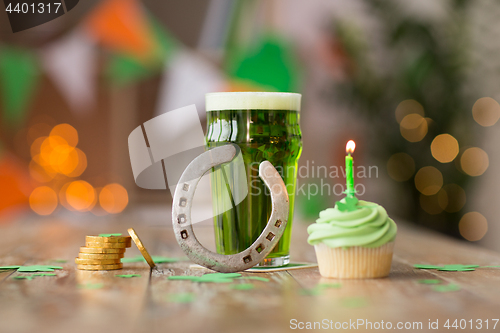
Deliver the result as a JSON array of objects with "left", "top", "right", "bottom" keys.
[{"left": 314, "top": 242, "right": 394, "bottom": 279}]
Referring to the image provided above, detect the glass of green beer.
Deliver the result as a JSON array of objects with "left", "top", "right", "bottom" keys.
[{"left": 205, "top": 92, "right": 302, "bottom": 267}]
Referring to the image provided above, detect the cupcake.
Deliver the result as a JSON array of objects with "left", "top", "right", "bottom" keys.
[{"left": 307, "top": 196, "right": 397, "bottom": 279}]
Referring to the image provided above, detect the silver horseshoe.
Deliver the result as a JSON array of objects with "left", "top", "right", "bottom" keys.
[{"left": 171, "top": 144, "right": 289, "bottom": 272}]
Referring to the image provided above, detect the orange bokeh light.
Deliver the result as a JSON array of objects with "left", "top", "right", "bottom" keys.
[
  {"left": 29, "top": 186, "right": 58, "bottom": 215},
  {"left": 65, "top": 181, "right": 96, "bottom": 212},
  {"left": 99, "top": 183, "right": 129, "bottom": 214},
  {"left": 50, "top": 124, "right": 79, "bottom": 147}
]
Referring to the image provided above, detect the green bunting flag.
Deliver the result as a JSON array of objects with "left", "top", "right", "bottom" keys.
[
  {"left": 0, "top": 45, "right": 39, "bottom": 126},
  {"left": 105, "top": 16, "right": 178, "bottom": 86},
  {"left": 227, "top": 35, "right": 300, "bottom": 92}
]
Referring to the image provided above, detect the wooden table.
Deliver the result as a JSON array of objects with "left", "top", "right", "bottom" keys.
[{"left": 1, "top": 213, "right": 500, "bottom": 333}]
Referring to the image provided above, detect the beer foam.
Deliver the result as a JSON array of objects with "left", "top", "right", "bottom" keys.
[{"left": 206, "top": 92, "right": 301, "bottom": 112}]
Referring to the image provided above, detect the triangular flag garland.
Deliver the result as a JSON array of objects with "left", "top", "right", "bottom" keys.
[
  {"left": 227, "top": 35, "right": 301, "bottom": 92},
  {"left": 84, "top": 0, "right": 159, "bottom": 62},
  {"left": 105, "top": 15, "right": 179, "bottom": 86},
  {"left": 155, "top": 49, "right": 226, "bottom": 116},
  {"left": 0, "top": 45, "right": 40, "bottom": 126},
  {"left": 40, "top": 29, "right": 96, "bottom": 113}
]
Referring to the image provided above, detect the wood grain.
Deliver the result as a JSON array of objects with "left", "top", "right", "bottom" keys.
[{"left": 1, "top": 217, "right": 500, "bottom": 333}]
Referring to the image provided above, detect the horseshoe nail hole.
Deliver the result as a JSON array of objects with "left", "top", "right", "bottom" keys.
[
  {"left": 182, "top": 183, "right": 190, "bottom": 191},
  {"left": 180, "top": 230, "right": 188, "bottom": 239},
  {"left": 275, "top": 219, "right": 282, "bottom": 228},
  {"left": 243, "top": 255, "right": 252, "bottom": 264},
  {"left": 177, "top": 214, "right": 186, "bottom": 224},
  {"left": 179, "top": 198, "right": 187, "bottom": 207},
  {"left": 256, "top": 244, "right": 264, "bottom": 253},
  {"left": 266, "top": 232, "right": 275, "bottom": 241}
]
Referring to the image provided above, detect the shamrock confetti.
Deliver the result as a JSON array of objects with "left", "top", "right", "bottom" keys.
[
  {"left": 167, "top": 293, "right": 195, "bottom": 303},
  {"left": 414, "top": 264, "right": 479, "bottom": 271},
  {"left": 231, "top": 283, "right": 255, "bottom": 290},
  {"left": 115, "top": 274, "right": 141, "bottom": 278},
  {"left": 0, "top": 266, "right": 21, "bottom": 270},
  {"left": 417, "top": 279, "right": 442, "bottom": 285},
  {"left": 12, "top": 273, "right": 56, "bottom": 280},
  {"left": 335, "top": 196, "right": 359, "bottom": 212},
  {"left": 432, "top": 284, "right": 461, "bottom": 293},
  {"left": 17, "top": 265, "right": 63, "bottom": 272},
  {"left": 50, "top": 259, "right": 67, "bottom": 263},
  {"left": 32, "top": 273, "right": 57, "bottom": 277},
  {"left": 99, "top": 233, "right": 122, "bottom": 237}
]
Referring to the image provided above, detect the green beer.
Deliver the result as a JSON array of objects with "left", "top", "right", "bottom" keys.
[{"left": 205, "top": 92, "right": 302, "bottom": 266}]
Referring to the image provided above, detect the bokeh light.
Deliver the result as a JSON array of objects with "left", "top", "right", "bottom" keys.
[
  {"left": 395, "top": 99, "right": 425, "bottom": 123},
  {"left": 472, "top": 97, "right": 500, "bottom": 127},
  {"left": 99, "top": 184, "right": 129, "bottom": 214},
  {"left": 420, "top": 189, "right": 447, "bottom": 215},
  {"left": 440, "top": 184, "right": 466, "bottom": 213},
  {"left": 414, "top": 166, "right": 443, "bottom": 195},
  {"left": 50, "top": 123, "right": 79, "bottom": 147},
  {"left": 460, "top": 147, "right": 489, "bottom": 176},
  {"left": 65, "top": 181, "right": 96, "bottom": 212},
  {"left": 29, "top": 186, "right": 58, "bottom": 215},
  {"left": 459, "top": 212, "right": 488, "bottom": 241},
  {"left": 430, "top": 134, "right": 459, "bottom": 163},
  {"left": 400, "top": 114, "right": 428, "bottom": 142},
  {"left": 387, "top": 153, "right": 415, "bottom": 181},
  {"left": 66, "top": 148, "right": 87, "bottom": 177}
]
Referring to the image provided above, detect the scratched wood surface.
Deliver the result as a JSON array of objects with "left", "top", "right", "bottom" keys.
[{"left": 1, "top": 214, "right": 500, "bottom": 333}]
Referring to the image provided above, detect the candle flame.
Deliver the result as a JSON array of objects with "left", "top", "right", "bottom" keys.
[{"left": 346, "top": 140, "right": 356, "bottom": 154}]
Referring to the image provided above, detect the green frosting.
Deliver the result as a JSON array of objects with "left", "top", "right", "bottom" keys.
[{"left": 307, "top": 200, "right": 397, "bottom": 248}]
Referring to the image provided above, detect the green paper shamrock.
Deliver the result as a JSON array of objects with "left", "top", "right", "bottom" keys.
[
  {"left": 414, "top": 264, "right": 478, "bottom": 271},
  {"left": 166, "top": 293, "right": 195, "bottom": 304},
  {"left": 99, "top": 233, "right": 122, "bottom": 237},
  {"left": 17, "top": 265, "right": 63, "bottom": 272},
  {"left": 432, "top": 284, "right": 461, "bottom": 293},
  {"left": 335, "top": 196, "right": 359, "bottom": 212},
  {"left": 0, "top": 266, "right": 21, "bottom": 270},
  {"left": 115, "top": 274, "right": 141, "bottom": 278},
  {"left": 32, "top": 273, "right": 57, "bottom": 277},
  {"left": 417, "top": 279, "right": 442, "bottom": 285},
  {"left": 231, "top": 283, "right": 255, "bottom": 290}
]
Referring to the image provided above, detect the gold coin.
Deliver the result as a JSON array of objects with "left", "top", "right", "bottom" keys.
[
  {"left": 78, "top": 253, "right": 124, "bottom": 260},
  {"left": 85, "top": 241, "right": 131, "bottom": 249},
  {"left": 75, "top": 258, "right": 121, "bottom": 265},
  {"left": 86, "top": 235, "right": 131, "bottom": 243},
  {"left": 128, "top": 228, "right": 156, "bottom": 269},
  {"left": 77, "top": 263, "right": 123, "bottom": 271},
  {"left": 79, "top": 247, "right": 125, "bottom": 254}
]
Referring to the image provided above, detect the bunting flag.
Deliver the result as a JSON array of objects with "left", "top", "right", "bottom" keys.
[
  {"left": 0, "top": 45, "right": 40, "bottom": 126},
  {"left": 227, "top": 35, "right": 300, "bottom": 92},
  {"left": 155, "top": 49, "right": 226, "bottom": 117},
  {"left": 85, "top": 0, "right": 159, "bottom": 62},
  {"left": 0, "top": 153, "right": 31, "bottom": 217},
  {"left": 41, "top": 30, "right": 96, "bottom": 113},
  {"left": 106, "top": 16, "right": 178, "bottom": 86}
]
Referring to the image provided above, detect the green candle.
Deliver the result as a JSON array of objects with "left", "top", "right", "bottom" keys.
[{"left": 345, "top": 140, "right": 356, "bottom": 197}]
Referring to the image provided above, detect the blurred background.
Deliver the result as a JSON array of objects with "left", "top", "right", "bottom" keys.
[{"left": 1, "top": 0, "right": 499, "bottom": 250}]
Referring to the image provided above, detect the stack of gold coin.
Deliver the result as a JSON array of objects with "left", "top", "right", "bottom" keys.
[{"left": 76, "top": 235, "right": 131, "bottom": 270}]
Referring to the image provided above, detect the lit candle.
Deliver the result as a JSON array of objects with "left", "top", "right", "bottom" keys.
[{"left": 345, "top": 140, "right": 356, "bottom": 197}]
